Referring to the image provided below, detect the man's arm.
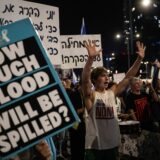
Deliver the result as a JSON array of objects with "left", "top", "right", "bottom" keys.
[
  {"left": 128, "top": 109, "right": 137, "bottom": 121},
  {"left": 82, "top": 40, "right": 102, "bottom": 111},
  {"left": 125, "top": 41, "right": 146, "bottom": 78},
  {"left": 114, "top": 41, "right": 146, "bottom": 95}
]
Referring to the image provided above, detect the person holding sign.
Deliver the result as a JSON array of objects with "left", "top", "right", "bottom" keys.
[
  {"left": 8, "top": 139, "right": 55, "bottom": 160},
  {"left": 82, "top": 40, "right": 146, "bottom": 160}
]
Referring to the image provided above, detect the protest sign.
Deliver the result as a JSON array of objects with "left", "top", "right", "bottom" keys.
[
  {"left": 0, "top": 18, "right": 79, "bottom": 159},
  {"left": 0, "top": 0, "right": 61, "bottom": 65},
  {"left": 60, "top": 34, "right": 103, "bottom": 69}
]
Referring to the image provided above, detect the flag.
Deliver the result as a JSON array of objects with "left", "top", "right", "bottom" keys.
[{"left": 80, "top": 17, "right": 86, "bottom": 35}]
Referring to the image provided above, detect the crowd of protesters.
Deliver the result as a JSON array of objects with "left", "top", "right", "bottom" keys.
[
  {"left": 58, "top": 40, "right": 160, "bottom": 160},
  {"left": 8, "top": 40, "right": 160, "bottom": 160}
]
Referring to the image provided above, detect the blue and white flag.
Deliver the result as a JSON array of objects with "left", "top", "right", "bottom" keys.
[{"left": 80, "top": 17, "right": 86, "bottom": 35}]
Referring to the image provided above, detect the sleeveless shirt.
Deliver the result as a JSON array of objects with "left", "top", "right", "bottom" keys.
[{"left": 85, "top": 90, "right": 121, "bottom": 149}]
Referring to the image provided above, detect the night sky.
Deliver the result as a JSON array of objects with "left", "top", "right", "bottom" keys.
[{"left": 24, "top": 0, "right": 160, "bottom": 73}]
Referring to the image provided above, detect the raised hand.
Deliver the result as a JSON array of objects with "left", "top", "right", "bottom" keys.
[
  {"left": 84, "top": 39, "right": 102, "bottom": 58},
  {"left": 136, "top": 41, "right": 146, "bottom": 59}
]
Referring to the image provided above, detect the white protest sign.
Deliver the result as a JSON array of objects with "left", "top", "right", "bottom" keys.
[
  {"left": 60, "top": 34, "right": 103, "bottom": 69},
  {"left": 0, "top": 0, "right": 61, "bottom": 65},
  {"left": 0, "top": 18, "right": 79, "bottom": 159},
  {"left": 113, "top": 73, "right": 126, "bottom": 83}
]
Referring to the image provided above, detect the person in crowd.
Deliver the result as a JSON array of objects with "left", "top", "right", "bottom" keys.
[
  {"left": 69, "top": 81, "right": 86, "bottom": 160},
  {"left": 58, "top": 78, "right": 73, "bottom": 159},
  {"left": 154, "top": 78, "right": 160, "bottom": 127},
  {"left": 9, "top": 139, "right": 54, "bottom": 160},
  {"left": 62, "top": 78, "right": 73, "bottom": 98},
  {"left": 151, "top": 59, "right": 160, "bottom": 89},
  {"left": 125, "top": 77, "right": 159, "bottom": 131},
  {"left": 81, "top": 40, "right": 146, "bottom": 160},
  {"left": 155, "top": 78, "right": 160, "bottom": 101},
  {"left": 61, "top": 78, "right": 85, "bottom": 159},
  {"left": 150, "top": 60, "right": 160, "bottom": 131}
]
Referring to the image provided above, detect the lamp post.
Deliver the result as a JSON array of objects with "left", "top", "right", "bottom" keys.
[
  {"left": 141, "top": 0, "right": 152, "bottom": 7},
  {"left": 123, "top": 0, "right": 153, "bottom": 69},
  {"left": 128, "top": 0, "right": 134, "bottom": 57},
  {"left": 123, "top": 0, "right": 134, "bottom": 69}
]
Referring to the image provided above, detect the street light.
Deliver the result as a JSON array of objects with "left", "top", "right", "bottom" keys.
[
  {"left": 128, "top": 0, "right": 134, "bottom": 58},
  {"left": 115, "top": 33, "right": 121, "bottom": 39},
  {"left": 123, "top": 0, "right": 134, "bottom": 69},
  {"left": 141, "top": 0, "right": 152, "bottom": 7},
  {"left": 123, "top": 0, "right": 153, "bottom": 69},
  {"left": 135, "top": 33, "right": 140, "bottom": 38}
]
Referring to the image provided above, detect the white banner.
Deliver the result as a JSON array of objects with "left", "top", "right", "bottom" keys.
[
  {"left": 113, "top": 73, "right": 126, "bottom": 84},
  {"left": 0, "top": 0, "right": 61, "bottom": 65},
  {"left": 60, "top": 34, "right": 103, "bottom": 69}
]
